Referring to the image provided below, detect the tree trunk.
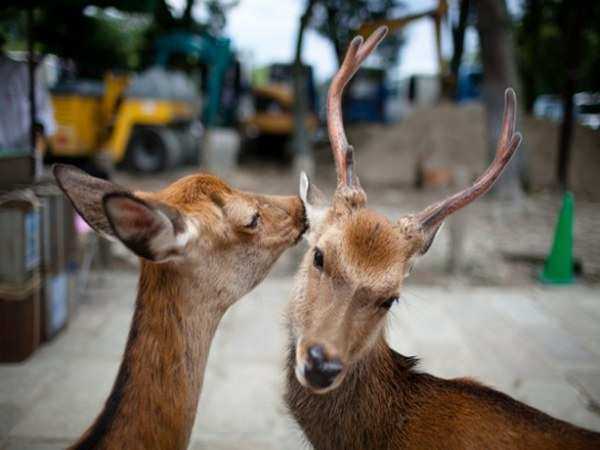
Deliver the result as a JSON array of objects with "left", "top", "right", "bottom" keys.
[
  {"left": 292, "top": 0, "right": 317, "bottom": 175},
  {"left": 521, "top": 0, "right": 542, "bottom": 114},
  {"left": 557, "top": 1, "right": 585, "bottom": 191},
  {"left": 183, "top": 0, "right": 195, "bottom": 27},
  {"left": 450, "top": 0, "right": 470, "bottom": 98},
  {"left": 326, "top": 6, "right": 344, "bottom": 65},
  {"left": 475, "top": 0, "right": 527, "bottom": 200}
]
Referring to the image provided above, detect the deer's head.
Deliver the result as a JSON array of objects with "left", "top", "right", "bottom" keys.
[
  {"left": 54, "top": 166, "right": 306, "bottom": 301},
  {"left": 289, "top": 27, "right": 522, "bottom": 394}
]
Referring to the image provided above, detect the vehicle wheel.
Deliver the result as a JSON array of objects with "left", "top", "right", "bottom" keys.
[{"left": 125, "top": 127, "right": 180, "bottom": 173}]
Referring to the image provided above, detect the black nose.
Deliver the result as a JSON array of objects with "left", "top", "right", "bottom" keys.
[{"left": 304, "top": 345, "right": 343, "bottom": 389}]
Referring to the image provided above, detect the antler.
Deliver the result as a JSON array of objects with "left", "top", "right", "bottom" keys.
[
  {"left": 328, "top": 26, "right": 388, "bottom": 186},
  {"left": 415, "top": 88, "right": 523, "bottom": 231}
]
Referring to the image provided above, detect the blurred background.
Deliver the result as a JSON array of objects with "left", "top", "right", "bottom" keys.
[{"left": 0, "top": 1, "right": 599, "bottom": 449}]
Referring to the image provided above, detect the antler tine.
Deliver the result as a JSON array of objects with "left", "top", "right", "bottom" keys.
[
  {"left": 328, "top": 26, "right": 388, "bottom": 186},
  {"left": 416, "top": 88, "right": 523, "bottom": 230}
]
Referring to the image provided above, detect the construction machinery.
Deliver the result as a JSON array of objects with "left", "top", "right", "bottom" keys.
[
  {"left": 357, "top": 0, "right": 457, "bottom": 103},
  {"left": 154, "top": 32, "right": 237, "bottom": 128},
  {"left": 50, "top": 70, "right": 200, "bottom": 173},
  {"left": 359, "top": 0, "right": 448, "bottom": 73},
  {"left": 49, "top": 31, "right": 237, "bottom": 173},
  {"left": 242, "top": 63, "right": 318, "bottom": 140}
]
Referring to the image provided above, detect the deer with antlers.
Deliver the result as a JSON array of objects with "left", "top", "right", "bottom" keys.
[
  {"left": 284, "top": 27, "right": 600, "bottom": 450},
  {"left": 53, "top": 165, "right": 306, "bottom": 450}
]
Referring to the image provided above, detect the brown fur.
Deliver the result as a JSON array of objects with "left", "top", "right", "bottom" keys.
[
  {"left": 286, "top": 335, "right": 600, "bottom": 450},
  {"left": 286, "top": 28, "right": 587, "bottom": 447},
  {"left": 55, "top": 166, "right": 306, "bottom": 450},
  {"left": 345, "top": 211, "right": 402, "bottom": 273},
  {"left": 287, "top": 184, "right": 600, "bottom": 449},
  {"left": 73, "top": 264, "right": 218, "bottom": 450}
]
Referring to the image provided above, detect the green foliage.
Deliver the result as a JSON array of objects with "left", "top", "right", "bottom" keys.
[
  {"left": 0, "top": 7, "right": 148, "bottom": 78},
  {"left": 1, "top": 1, "right": 231, "bottom": 78},
  {"left": 0, "top": 9, "right": 28, "bottom": 51},
  {"left": 516, "top": 0, "right": 600, "bottom": 109},
  {"left": 38, "top": 7, "right": 148, "bottom": 77},
  {"left": 309, "top": 0, "right": 405, "bottom": 67}
]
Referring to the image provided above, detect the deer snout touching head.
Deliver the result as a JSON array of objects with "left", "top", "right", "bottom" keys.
[
  {"left": 54, "top": 166, "right": 306, "bottom": 299},
  {"left": 53, "top": 165, "right": 307, "bottom": 450},
  {"left": 252, "top": 193, "right": 307, "bottom": 248}
]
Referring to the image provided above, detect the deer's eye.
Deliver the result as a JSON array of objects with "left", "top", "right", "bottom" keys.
[
  {"left": 313, "top": 247, "right": 324, "bottom": 270},
  {"left": 380, "top": 296, "right": 399, "bottom": 309},
  {"left": 246, "top": 213, "right": 260, "bottom": 229}
]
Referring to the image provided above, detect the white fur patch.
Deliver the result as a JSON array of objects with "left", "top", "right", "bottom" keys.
[
  {"left": 105, "top": 195, "right": 199, "bottom": 260},
  {"left": 149, "top": 214, "right": 199, "bottom": 258},
  {"left": 299, "top": 171, "right": 310, "bottom": 203},
  {"left": 299, "top": 172, "right": 327, "bottom": 241}
]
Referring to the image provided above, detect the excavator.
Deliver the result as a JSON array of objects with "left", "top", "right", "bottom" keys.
[
  {"left": 241, "top": 1, "right": 450, "bottom": 144},
  {"left": 49, "top": 31, "right": 236, "bottom": 173},
  {"left": 358, "top": 0, "right": 451, "bottom": 90}
]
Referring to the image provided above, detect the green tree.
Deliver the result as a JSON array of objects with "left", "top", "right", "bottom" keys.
[
  {"left": 517, "top": 0, "right": 600, "bottom": 111},
  {"left": 1, "top": 6, "right": 146, "bottom": 78},
  {"left": 516, "top": 0, "right": 600, "bottom": 189},
  {"left": 310, "top": 0, "right": 405, "bottom": 67},
  {"left": 34, "top": 6, "right": 147, "bottom": 78}
]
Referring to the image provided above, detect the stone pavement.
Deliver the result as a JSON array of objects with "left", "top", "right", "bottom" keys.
[{"left": 1, "top": 271, "right": 599, "bottom": 450}]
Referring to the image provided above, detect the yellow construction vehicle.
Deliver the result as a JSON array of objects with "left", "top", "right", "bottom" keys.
[
  {"left": 49, "top": 31, "right": 237, "bottom": 172},
  {"left": 244, "top": 83, "right": 318, "bottom": 137},
  {"left": 49, "top": 70, "right": 201, "bottom": 173},
  {"left": 242, "top": 63, "right": 318, "bottom": 140}
]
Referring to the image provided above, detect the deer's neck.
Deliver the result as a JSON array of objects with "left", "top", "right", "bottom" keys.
[
  {"left": 285, "top": 332, "right": 418, "bottom": 450},
  {"left": 286, "top": 332, "right": 600, "bottom": 450},
  {"left": 72, "top": 262, "right": 230, "bottom": 450}
]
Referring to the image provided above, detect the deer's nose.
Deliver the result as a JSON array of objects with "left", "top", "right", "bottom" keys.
[{"left": 304, "top": 345, "right": 343, "bottom": 390}]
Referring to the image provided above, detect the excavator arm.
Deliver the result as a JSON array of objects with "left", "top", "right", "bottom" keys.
[{"left": 357, "top": 0, "right": 448, "bottom": 75}]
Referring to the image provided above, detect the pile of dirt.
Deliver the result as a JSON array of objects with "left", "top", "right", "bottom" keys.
[
  {"left": 347, "top": 103, "right": 486, "bottom": 188},
  {"left": 526, "top": 115, "right": 600, "bottom": 199},
  {"left": 347, "top": 102, "right": 600, "bottom": 201}
]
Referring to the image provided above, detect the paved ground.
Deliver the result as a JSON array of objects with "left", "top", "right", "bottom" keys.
[{"left": 1, "top": 271, "right": 599, "bottom": 450}]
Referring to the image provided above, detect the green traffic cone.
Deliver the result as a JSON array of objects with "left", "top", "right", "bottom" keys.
[{"left": 539, "top": 191, "right": 575, "bottom": 284}]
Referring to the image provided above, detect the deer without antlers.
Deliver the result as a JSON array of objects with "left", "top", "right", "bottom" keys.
[
  {"left": 285, "top": 27, "right": 600, "bottom": 450},
  {"left": 53, "top": 165, "right": 306, "bottom": 450}
]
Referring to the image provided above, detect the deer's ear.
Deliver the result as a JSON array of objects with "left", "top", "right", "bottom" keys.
[
  {"left": 418, "top": 222, "right": 444, "bottom": 256},
  {"left": 54, "top": 164, "right": 195, "bottom": 261},
  {"left": 53, "top": 164, "right": 126, "bottom": 239},
  {"left": 397, "top": 216, "right": 444, "bottom": 279},
  {"left": 299, "top": 172, "right": 328, "bottom": 243},
  {"left": 103, "top": 193, "right": 194, "bottom": 261}
]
